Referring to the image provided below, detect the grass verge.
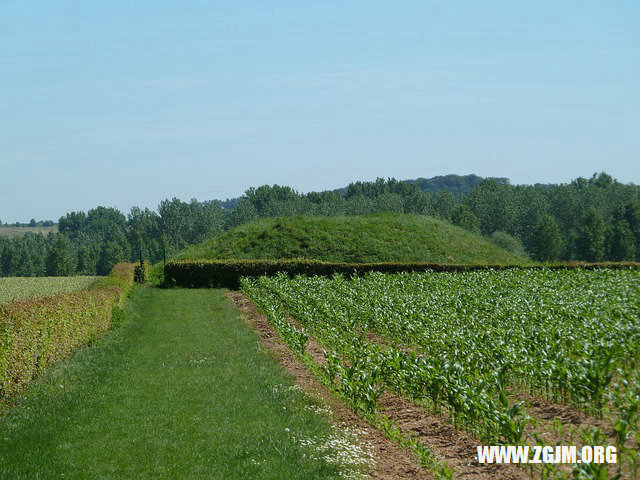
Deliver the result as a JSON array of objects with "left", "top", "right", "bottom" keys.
[{"left": 0, "top": 288, "right": 364, "bottom": 479}]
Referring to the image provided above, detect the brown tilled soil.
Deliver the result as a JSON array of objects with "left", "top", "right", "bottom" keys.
[
  {"left": 514, "top": 392, "right": 614, "bottom": 445},
  {"left": 362, "top": 334, "right": 530, "bottom": 478},
  {"left": 226, "top": 291, "right": 539, "bottom": 479},
  {"left": 378, "top": 393, "right": 532, "bottom": 480},
  {"left": 513, "top": 392, "right": 627, "bottom": 479},
  {"left": 365, "top": 330, "right": 621, "bottom": 457}
]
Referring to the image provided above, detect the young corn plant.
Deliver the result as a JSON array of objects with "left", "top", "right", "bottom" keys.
[
  {"left": 242, "top": 268, "right": 640, "bottom": 475},
  {"left": 575, "top": 350, "right": 616, "bottom": 419},
  {"left": 573, "top": 428, "right": 621, "bottom": 480},
  {"left": 337, "top": 359, "right": 384, "bottom": 414},
  {"left": 496, "top": 399, "right": 530, "bottom": 445},
  {"left": 493, "top": 363, "right": 531, "bottom": 445},
  {"left": 610, "top": 371, "right": 640, "bottom": 478}
]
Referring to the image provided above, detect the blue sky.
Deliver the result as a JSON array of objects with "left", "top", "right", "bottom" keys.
[{"left": 1, "top": 1, "right": 638, "bottom": 222}]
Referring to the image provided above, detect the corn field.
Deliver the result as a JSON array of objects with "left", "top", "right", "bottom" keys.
[{"left": 242, "top": 269, "right": 640, "bottom": 479}]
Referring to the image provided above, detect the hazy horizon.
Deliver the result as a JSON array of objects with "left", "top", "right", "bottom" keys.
[{"left": 1, "top": 171, "right": 636, "bottom": 224}]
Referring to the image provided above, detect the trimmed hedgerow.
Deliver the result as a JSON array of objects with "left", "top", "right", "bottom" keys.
[
  {"left": 0, "top": 263, "right": 136, "bottom": 401},
  {"left": 94, "top": 262, "right": 136, "bottom": 307},
  {"left": 164, "top": 259, "right": 640, "bottom": 289}
]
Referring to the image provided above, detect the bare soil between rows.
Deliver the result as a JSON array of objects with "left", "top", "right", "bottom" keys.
[
  {"left": 365, "top": 330, "right": 619, "bottom": 454},
  {"left": 226, "top": 291, "right": 538, "bottom": 479}
]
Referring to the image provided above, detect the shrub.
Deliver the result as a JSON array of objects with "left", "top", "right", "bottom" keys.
[
  {"left": 95, "top": 262, "right": 135, "bottom": 307},
  {"left": 164, "top": 259, "right": 639, "bottom": 290},
  {"left": 0, "top": 263, "right": 135, "bottom": 401},
  {"left": 490, "top": 231, "right": 528, "bottom": 258}
]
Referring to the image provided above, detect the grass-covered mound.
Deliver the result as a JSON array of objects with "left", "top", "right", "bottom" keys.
[{"left": 178, "top": 213, "right": 527, "bottom": 265}]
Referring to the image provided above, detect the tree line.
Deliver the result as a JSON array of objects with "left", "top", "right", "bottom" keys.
[
  {"left": 1, "top": 172, "right": 639, "bottom": 277},
  {"left": 0, "top": 200, "right": 225, "bottom": 277},
  {"left": 222, "top": 173, "right": 640, "bottom": 262},
  {"left": 0, "top": 219, "right": 55, "bottom": 227}
]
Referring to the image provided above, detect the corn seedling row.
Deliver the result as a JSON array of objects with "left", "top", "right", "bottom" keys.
[{"left": 242, "top": 269, "right": 640, "bottom": 478}]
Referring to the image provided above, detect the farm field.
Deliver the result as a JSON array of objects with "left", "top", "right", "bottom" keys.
[
  {"left": 3, "top": 1, "right": 638, "bottom": 478},
  {"left": 0, "top": 225, "right": 57, "bottom": 238},
  {"left": 0, "top": 276, "right": 101, "bottom": 302},
  {"left": 242, "top": 268, "right": 640, "bottom": 479}
]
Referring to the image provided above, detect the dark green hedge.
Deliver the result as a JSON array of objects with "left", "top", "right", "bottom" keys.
[{"left": 164, "top": 259, "right": 640, "bottom": 289}]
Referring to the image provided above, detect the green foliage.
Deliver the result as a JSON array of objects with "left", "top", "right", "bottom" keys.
[
  {"left": 608, "top": 220, "right": 636, "bottom": 261},
  {"left": 531, "top": 214, "right": 564, "bottom": 261},
  {"left": 0, "top": 263, "right": 135, "bottom": 401},
  {"left": 490, "top": 231, "right": 528, "bottom": 258},
  {"left": 573, "top": 428, "right": 622, "bottom": 479},
  {"left": 242, "top": 268, "right": 640, "bottom": 451},
  {"left": 609, "top": 370, "right": 640, "bottom": 477},
  {"left": 133, "top": 261, "right": 151, "bottom": 283},
  {"left": 451, "top": 204, "right": 480, "bottom": 232},
  {"left": 97, "top": 240, "right": 127, "bottom": 275},
  {"left": 146, "top": 262, "right": 166, "bottom": 286},
  {"left": 577, "top": 207, "right": 606, "bottom": 261},
  {"left": 127, "top": 207, "right": 163, "bottom": 263},
  {"left": 159, "top": 198, "right": 224, "bottom": 253},
  {"left": 223, "top": 198, "right": 259, "bottom": 229},
  {"left": 407, "top": 173, "right": 508, "bottom": 198},
  {"left": 0, "top": 233, "right": 47, "bottom": 276},
  {"left": 178, "top": 213, "right": 526, "bottom": 265},
  {"left": 621, "top": 200, "right": 640, "bottom": 259},
  {"left": 164, "top": 258, "right": 637, "bottom": 289},
  {"left": 57, "top": 211, "right": 87, "bottom": 237},
  {"left": 95, "top": 262, "right": 136, "bottom": 304},
  {"left": 430, "top": 189, "right": 456, "bottom": 220},
  {"left": 45, "top": 233, "right": 75, "bottom": 276},
  {"left": 0, "top": 245, "right": 11, "bottom": 276},
  {"left": 465, "top": 179, "right": 517, "bottom": 235}
]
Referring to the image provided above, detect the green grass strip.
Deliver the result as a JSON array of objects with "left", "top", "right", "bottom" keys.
[{"left": 0, "top": 288, "right": 354, "bottom": 479}]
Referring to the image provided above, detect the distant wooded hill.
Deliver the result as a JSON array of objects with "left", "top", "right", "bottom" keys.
[
  {"left": 404, "top": 174, "right": 509, "bottom": 198},
  {"left": 1, "top": 172, "right": 638, "bottom": 278},
  {"left": 223, "top": 174, "right": 506, "bottom": 207},
  {"left": 0, "top": 225, "right": 58, "bottom": 238},
  {"left": 332, "top": 174, "right": 508, "bottom": 199}
]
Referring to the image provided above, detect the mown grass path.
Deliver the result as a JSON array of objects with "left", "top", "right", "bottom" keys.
[{"left": 0, "top": 288, "right": 345, "bottom": 479}]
